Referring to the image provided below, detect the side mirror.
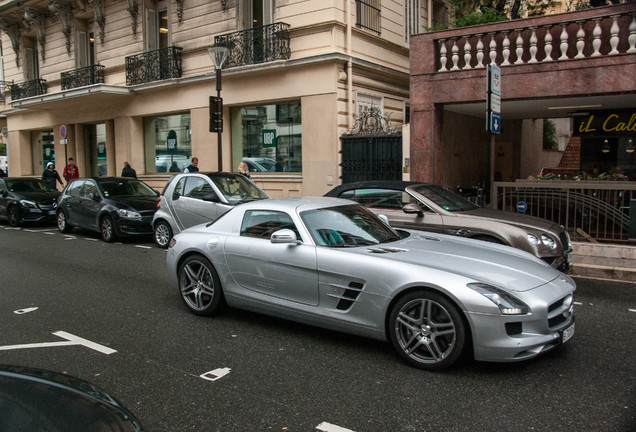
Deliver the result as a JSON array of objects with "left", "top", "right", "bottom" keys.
[
  {"left": 203, "top": 194, "right": 220, "bottom": 203},
  {"left": 1, "top": 190, "right": 7, "bottom": 198},
  {"left": 271, "top": 229, "right": 302, "bottom": 245},
  {"left": 378, "top": 214, "right": 390, "bottom": 225},
  {"left": 402, "top": 203, "right": 424, "bottom": 217},
  {"left": 172, "top": 192, "right": 180, "bottom": 200},
  {"left": 89, "top": 192, "right": 100, "bottom": 201}
]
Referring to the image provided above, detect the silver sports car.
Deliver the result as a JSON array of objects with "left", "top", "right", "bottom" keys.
[{"left": 166, "top": 197, "right": 576, "bottom": 370}]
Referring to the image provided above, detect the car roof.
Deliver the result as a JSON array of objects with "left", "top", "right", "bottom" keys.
[
  {"left": 325, "top": 180, "right": 433, "bottom": 196},
  {"left": 236, "top": 196, "right": 352, "bottom": 213}
]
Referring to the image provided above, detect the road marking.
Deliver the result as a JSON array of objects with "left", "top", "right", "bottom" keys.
[
  {"left": 316, "top": 422, "right": 356, "bottom": 432},
  {"left": 14, "top": 307, "right": 38, "bottom": 315},
  {"left": 43, "top": 232, "right": 55, "bottom": 235},
  {"left": 24, "top": 228, "right": 57, "bottom": 233},
  {"left": 85, "top": 238, "right": 99, "bottom": 242},
  {"left": 135, "top": 245, "right": 152, "bottom": 249},
  {"left": 0, "top": 331, "right": 117, "bottom": 355},
  {"left": 4, "top": 227, "right": 20, "bottom": 230},
  {"left": 574, "top": 302, "right": 583, "bottom": 305},
  {"left": 199, "top": 367, "right": 231, "bottom": 381},
  {"left": 629, "top": 309, "right": 636, "bottom": 313}
]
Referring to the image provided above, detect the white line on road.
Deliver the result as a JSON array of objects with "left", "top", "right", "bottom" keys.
[
  {"left": 14, "top": 307, "right": 39, "bottom": 314},
  {"left": 43, "top": 232, "right": 55, "bottom": 235},
  {"left": 85, "top": 238, "right": 99, "bottom": 242},
  {"left": 316, "top": 422, "right": 356, "bottom": 432},
  {"left": 24, "top": 228, "right": 58, "bottom": 233},
  {"left": 629, "top": 309, "right": 636, "bottom": 313},
  {"left": 0, "top": 331, "right": 117, "bottom": 355},
  {"left": 135, "top": 245, "right": 152, "bottom": 249}
]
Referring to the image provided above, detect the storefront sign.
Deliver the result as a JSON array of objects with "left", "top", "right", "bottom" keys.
[
  {"left": 167, "top": 130, "right": 177, "bottom": 152},
  {"left": 262, "top": 129, "right": 276, "bottom": 148},
  {"left": 574, "top": 111, "right": 636, "bottom": 137}
]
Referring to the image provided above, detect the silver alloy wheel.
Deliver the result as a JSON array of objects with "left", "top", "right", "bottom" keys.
[
  {"left": 154, "top": 221, "right": 172, "bottom": 249},
  {"left": 57, "top": 211, "right": 71, "bottom": 233},
  {"left": 179, "top": 256, "right": 222, "bottom": 315},
  {"left": 392, "top": 296, "right": 458, "bottom": 367},
  {"left": 7, "top": 206, "right": 20, "bottom": 227},
  {"left": 100, "top": 216, "right": 115, "bottom": 242}
]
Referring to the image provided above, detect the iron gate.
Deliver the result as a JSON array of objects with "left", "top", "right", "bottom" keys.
[{"left": 340, "top": 134, "right": 402, "bottom": 183}]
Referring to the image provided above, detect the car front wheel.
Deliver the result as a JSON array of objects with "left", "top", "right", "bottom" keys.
[
  {"left": 100, "top": 215, "right": 117, "bottom": 242},
  {"left": 388, "top": 290, "right": 465, "bottom": 370},
  {"left": 154, "top": 220, "right": 173, "bottom": 249},
  {"left": 57, "top": 210, "right": 73, "bottom": 233},
  {"left": 178, "top": 255, "right": 223, "bottom": 316},
  {"left": 7, "top": 206, "right": 20, "bottom": 227}
]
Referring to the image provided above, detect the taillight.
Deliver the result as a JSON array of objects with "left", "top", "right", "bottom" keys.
[
  {"left": 169, "top": 238, "right": 176, "bottom": 248},
  {"left": 157, "top": 196, "right": 162, "bottom": 209}
]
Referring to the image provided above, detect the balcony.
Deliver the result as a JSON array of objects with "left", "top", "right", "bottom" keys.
[
  {"left": 61, "top": 65, "right": 105, "bottom": 90},
  {"left": 125, "top": 46, "right": 183, "bottom": 86},
  {"left": 214, "top": 22, "right": 291, "bottom": 68},
  {"left": 10, "top": 79, "right": 47, "bottom": 100}
]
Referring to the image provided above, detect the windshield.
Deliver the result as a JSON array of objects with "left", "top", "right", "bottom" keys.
[
  {"left": 5, "top": 179, "right": 49, "bottom": 193},
  {"left": 209, "top": 175, "right": 268, "bottom": 204},
  {"left": 98, "top": 180, "right": 157, "bottom": 198},
  {"left": 300, "top": 204, "right": 401, "bottom": 247},
  {"left": 411, "top": 184, "right": 478, "bottom": 212}
]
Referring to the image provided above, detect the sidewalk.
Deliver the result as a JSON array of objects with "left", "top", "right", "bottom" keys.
[{"left": 568, "top": 242, "right": 636, "bottom": 283}]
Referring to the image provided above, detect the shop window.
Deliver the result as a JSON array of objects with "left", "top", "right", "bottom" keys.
[
  {"left": 231, "top": 102, "right": 302, "bottom": 173},
  {"left": 144, "top": 113, "right": 191, "bottom": 173}
]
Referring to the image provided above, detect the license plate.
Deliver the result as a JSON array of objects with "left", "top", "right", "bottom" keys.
[
  {"left": 48, "top": 211, "right": 55, "bottom": 215},
  {"left": 561, "top": 322, "right": 575, "bottom": 343}
]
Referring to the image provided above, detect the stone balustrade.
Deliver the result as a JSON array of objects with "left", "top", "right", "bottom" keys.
[{"left": 434, "top": 5, "right": 635, "bottom": 72}]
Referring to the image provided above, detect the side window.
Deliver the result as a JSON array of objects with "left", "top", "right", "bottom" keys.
[
  {"left": 81, "top": 181, "right": 98, "bottom": 199},
  {"left": 182, "top": 177, "right": 215, "bottom": 200},
  {"left": 240, "top": 210, "right": 300, "bottom": 240},
  {"left": 173, "top": 177, "right": 186, "bottom": 196},
  {"left": 67, "top": 180, "right": 84, "bottom": 198}
]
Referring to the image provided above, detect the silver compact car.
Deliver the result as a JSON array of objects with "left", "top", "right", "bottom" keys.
[
  {"left": 326, "top": 181, "right": 572, "bottom": 271},
  {"left": 166, "top": 197, "right": 576, "bottom": 370},
  {"left": 152, "top": 172, "right": 269, "bottom": 248}
]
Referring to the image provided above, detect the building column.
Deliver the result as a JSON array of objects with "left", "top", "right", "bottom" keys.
[
  {"left": 74, "top": 124, "right": 87, "bottom": 178},
  {"left": 8, "top": 130, "right": 33, "bottom": 176},
  {"left": 410, "top": 99, "right": 444, "bottom": 184}
]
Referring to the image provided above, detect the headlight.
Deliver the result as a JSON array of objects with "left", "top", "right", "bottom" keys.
[
  {"left": 19, "top": 200, "right": 37, "bottom": 209},
  {"left": 467, "top": 282, "right": 529, "bottom": 315},
  {"left": 116, "top": 209, "right": 141, "bottom": 219},
  {"left": 527, "top": 233, "right": 540, "bottom": 245},
  {"left": 541, "top": 234, "right": 556, "bottom": 250}
]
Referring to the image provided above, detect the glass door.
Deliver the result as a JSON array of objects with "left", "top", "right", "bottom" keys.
[{"left": 87, "top": 124, "right": 107, "bottom": 177}]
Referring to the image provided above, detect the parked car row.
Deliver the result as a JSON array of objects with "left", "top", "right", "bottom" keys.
[{"left": 2, "top": 177, "right": 577, "bottom": 370}]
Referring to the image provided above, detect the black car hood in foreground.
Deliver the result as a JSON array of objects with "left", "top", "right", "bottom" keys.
[
  {"left": 12, "top": 190, "right": 60, "bottom": 203},
  {"left": 0, "top": 364, "right": 144, "bottom": 432}
]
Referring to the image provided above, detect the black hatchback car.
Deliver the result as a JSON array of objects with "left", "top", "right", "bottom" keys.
[
  {"left": 57, "top": 177, "right": 159, "bottom": 242},
  {"left": 0, "top": 177, "right": 59, "bottom": 227}
]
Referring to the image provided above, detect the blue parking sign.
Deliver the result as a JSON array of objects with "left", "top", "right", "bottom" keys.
[{"left": 491, "top": 112, "right": 501, "bottom": 134}]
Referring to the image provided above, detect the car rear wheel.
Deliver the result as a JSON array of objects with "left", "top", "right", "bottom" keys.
[
  {"left": 178, "top": 255, "right": 223, "bottom": 316},
  {"left": 7, "top": 206, "right": 20, "bottom": 227},
  {"left": 388, "top": 290, "right": 465, "bottom": 370},
  {"left": 154, "top": 220, "right": 172, "bottom": 249},
  {"left": 100, "top": 215, "right": 117, "bottom": 242},
  {"left": 57, "top": 210, "right": 73, "bottom": 233}
]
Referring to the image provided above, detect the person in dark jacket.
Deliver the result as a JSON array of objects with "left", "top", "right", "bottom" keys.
[
  {"left": 42, "top": 162, "right": 63, "bottom": 191},
  {"left": 121, "top": 161, "right": 137, "bottom": 178},
  {"left": 184, "top": 157, "right": 199, "bottom": 173}
]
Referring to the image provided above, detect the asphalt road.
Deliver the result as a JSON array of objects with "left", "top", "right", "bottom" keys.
[{"left": 0, "top": 224, "right": 634, "bottom": 432}]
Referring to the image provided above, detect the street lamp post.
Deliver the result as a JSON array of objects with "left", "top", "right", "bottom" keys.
[{"left": 208, "top": 45, "right": 228, "bottom": 172}]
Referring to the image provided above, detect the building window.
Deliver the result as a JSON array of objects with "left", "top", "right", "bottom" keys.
[
  {"left": 356, "top": 93, "right": 383, "bottom": 116},
  {"left": 144, "top": 113, "right": 191, "bottom": 173},
  {"left": 231, "top": 102, "right": 302, "bottom": 173},
  {"left": 356, "top": 0, "right": 381, "bottom": 34},
  {"left": 405, "top": 0, "right": 420, "bottom": 43},
  {"left": 145, "top": 0, "right": 169, "bottom": 51}
]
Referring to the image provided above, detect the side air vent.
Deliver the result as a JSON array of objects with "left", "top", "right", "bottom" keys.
[
  {"left": 367, "top": 247, "right": 407, "bottom": 254},
  {"left": 327, "top": 281, "right": 365, "bottom": 310}
]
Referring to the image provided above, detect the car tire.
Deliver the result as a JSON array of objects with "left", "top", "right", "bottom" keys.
[
  {"left": 100, "top": 215, "right": 117, "bottom": 242},
  {"left": 154, "top": 220, "right": 173, "bottom": 249},
  {"left": 57, "top": 210, "right": 73, "bottom": 233},
  {"left": 7, "top": 206, "right": 20, "bottom": 227},
  {"left": 178, "top": 255, "right": 223, "bottom": 316},
  {"left": 388, "top": 290, "right": 465, "bottom": 370}
]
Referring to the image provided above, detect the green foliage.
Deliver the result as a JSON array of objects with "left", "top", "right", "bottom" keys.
[
  {"left": 0, "top": 143, "right": 6, "bottom": 155},
  {"left": 454, "top": 7, "right": 508, "bottom": 27},
  {"left": 542, "top": 119, "right": 558, "bottom": 150}
]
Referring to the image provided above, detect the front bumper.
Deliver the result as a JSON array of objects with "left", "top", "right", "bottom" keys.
[
  {"left": 115, "top": 216, "right": 154, "bottom": 236},
  {"left": 20, "top": 207, "right": 57, "bottom": 223}
]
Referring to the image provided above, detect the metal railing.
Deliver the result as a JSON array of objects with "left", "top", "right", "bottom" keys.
[
  {"left": 125, "top": 46, "right": 183, "bottom": 86},
  {"left": 214, "top": 22, "right": 291, "bottom": 68},
  {"left": 61, "top": 64, "right": 105, "bottom": 90},
  {"left": 10, "top": 79, "right": 47, "bottom": 100},
  {"left": 494, "top": 180, "right": 636, "bottom": 243}
]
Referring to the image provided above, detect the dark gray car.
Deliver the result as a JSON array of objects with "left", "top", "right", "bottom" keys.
[
  {"left": 152, "top": 172, "right": 269, "bottom": 248},
  {"left": 326, "top": 181, "right": 572, "bottom": 270}
]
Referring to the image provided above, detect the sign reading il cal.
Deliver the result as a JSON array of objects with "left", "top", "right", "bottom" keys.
[{"left": 574, "top": 111, "right": 636, "bottom": 137}]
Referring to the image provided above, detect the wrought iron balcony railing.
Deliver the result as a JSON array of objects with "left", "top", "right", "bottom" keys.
[
  {"left": 61, "top": 64, "right": 105, "bottom": 90},
  {"left": 10, "top": 79, "right": 47, "bottom": 100},
  {"left": 125, "top": 46, "right": 183, "bottom": 86},
  {"left": 214, "top": 22, "right": 291, "bottom": 68}
]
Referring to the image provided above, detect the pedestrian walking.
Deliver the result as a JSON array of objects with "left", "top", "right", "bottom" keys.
[
  {"left": 63, "top": 157, "right": 80, "bottom": 182},
  {"left": 121, "top": 161, "right": 137, "bottom": 178},
  {"left": 42, "top": 162, "right": 64, "bottom": 191},
  {"left": 184, "top": 157, "right": 199, "bottom": 173}
]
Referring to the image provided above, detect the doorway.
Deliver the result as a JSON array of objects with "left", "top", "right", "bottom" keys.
[{"left": 86, "top": 124, "right": 107, "bottom": 177}]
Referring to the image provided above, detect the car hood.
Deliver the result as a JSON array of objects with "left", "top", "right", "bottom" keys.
[
  {"left": 458, "top": 207, "right": 561, "bottom": 232},
  {"left": 111, "top": 196, "right": 158, "bottom": 212},
  {"left": 12, "top": 190, "right": 59, "bottom": 202},
  {"left": 358, "top": 232, "right": 560, "bottom": 292}
]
